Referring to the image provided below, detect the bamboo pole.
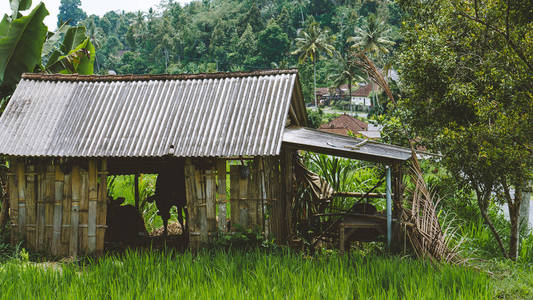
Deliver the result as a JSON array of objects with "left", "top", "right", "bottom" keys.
[
  {"left": 79, "top": 168, "right": 89, "bottom": 254},
  {"left": 238, "top": 166, "right": 249, "bottom": 229},
  {"left": 7, "top": 160, "right": 18, "bottom": 244},
  {"left": 52, "top": 165, "right": 64, "bottom": 255},
  {"left": 70, "top": 165, "right": 81, "bottom": 257},
  {"left": 16, "top": 162, "right": 26, "bottom": 240},
  {"left": 195, "top": 169, "right": 208, "bottom": 244},
  {"left": 36, "top": 164, "right": 45, "bottom": 251},
  {"left": 44, "top": 165, "right": 55, "bottom": 251},
  {"left": 88, "top": 160, "right": 97, "bottom": 253},
  {"left": 216, "top": 159, "right": 227, "bottom": 231},
  {"left": 25, "top": 164, "right": 36, "bottom": 250},
  {"left": 96, "top": 159, "right": 108, "bottom": 255},
  {"left": 61, "top": 172, "right": 72, "bottom": 255},
  {"left": 229, "top": 165, "right": 240, "bottom": 230},
  {"left": 205, "top": 169, "right": 216, "bottom": 235},
  {"left": 184, "top": 159, "right": 199, "bottom": 248},
  {"left": 134, "top": 173, "right": 140, "bottom": 210}
]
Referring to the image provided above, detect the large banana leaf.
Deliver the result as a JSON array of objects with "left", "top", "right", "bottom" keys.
[
  {"left": 45, "top": 37, "right": 95, "bottom": 75},
  {"left": 0, "top": 3, "right": 48, "bottom": 97},
  {"left": 45, "top": 26, "right": 87, "bottom": 70},
  {"left": 9, "top": 0, "right": 32, "bottom": 18},
  {"left": 41, "top": 22, "right": 70, "bottom": 60}
]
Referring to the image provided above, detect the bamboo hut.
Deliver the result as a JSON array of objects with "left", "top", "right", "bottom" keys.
[{"left": 0, "top": 70, "right": 411, "bottom": 256}]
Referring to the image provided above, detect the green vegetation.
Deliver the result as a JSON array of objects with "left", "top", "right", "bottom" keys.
[{"left": 0, "top": 249, "right": 494, "bottom": 299}]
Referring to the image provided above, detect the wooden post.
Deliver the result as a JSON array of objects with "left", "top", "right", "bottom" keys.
[
  {"left": 79, "top": 168, "right": 89, "bottom": 254},
  {"left": 16, "top": 162, "right": 26, "bottom": 240},
  {"left": 238, "top": 166, "right": 249, "bottom": 229},
  {"left": 25, "top": 165, "right": 36, "bottom": 250},
  {"left": 134, "top": 173, "right": 140, "bottom": 210},
  {"left": 87, "top": 160, "right": 98, "bottom": 254},
  {"left": 70, "top": 165, "right": 81, "bottom": 257},
  {"left": 276, "top": 149, "right": 294, "bottom": 244},
  {"left": 61, "top": 172, "right": 72, "bottom": 256},
  {"left": 205, "top": 169, "right": 217, "bottom": 235},
  {"left": 96, "top": 159, "right": 108, "bottom": 255},
  {"left": 36, "top": 164, "right": 45, "bottom": 251},
  {"left": 195, "top": 169, "right": 208, "bottom": 243},
  {"left": 216, "top": 159, "right": 227, "bottom": 231},
  {"left": 229, "top": 165, "right": 240, "bottom": 230},
  {"left": 184, "top": 159, "right": 199, "bottom": 248},
  {"left": 392, "top": 162, "right": 404, "bottom": 252},
  {"left": 52, "top": 165, "right": 64, "bottom": 255},
  {"left": 386, "top": 165, "right": 392, "bottom": 249},
  {"left": 7, "top": 160, "right": 19, "bottom": 244},
  {"left": 44, "top": 165, "right": 55, "bottom": 251}
]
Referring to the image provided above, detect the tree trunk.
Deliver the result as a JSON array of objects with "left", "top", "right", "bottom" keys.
[
  {"left": 313, "top": 63, "right": 317, "bottom": 107},
  {"left": 506, "top": 181, "right": 524, "bottom": 260},
  {"left": 476, "top": 188, "right": 508, "bottom": 258},
  {"left": 519, "top": 182, "right": 531, "bottom": 233}
]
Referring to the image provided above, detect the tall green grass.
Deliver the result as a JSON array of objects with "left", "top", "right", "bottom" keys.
[{"left": 0, "top": 249, "right": 491, "bottom": 299}]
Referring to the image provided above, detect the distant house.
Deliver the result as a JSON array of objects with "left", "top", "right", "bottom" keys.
[
  {"left": 319, "top": 114, "right": 368, "bottom": 136},
  {"left": 350, "top": 83, "right": 376, "bottom": 107}
]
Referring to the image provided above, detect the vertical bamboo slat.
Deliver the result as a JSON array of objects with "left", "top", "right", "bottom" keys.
[
  {"left": 51, "top": 165, "right": 64, "bottom": 255},
  {"left": 238, "top": 168, "right": 249, "bottom": 229},
  {"left": 195, "top": 169, "right": 208, "bottom": 244},
  {"left": 96, "top": 159, "right": 108, "bottom": 255},
  {"left": 16, "top": 163, "right": 26, "bottom": 240},
  {"left": 229, "top": 166, "right": 239, "bottom": 230},
  {"left": 184, "top": 159, "right": 199, "bottom": 248},
  {"left": 205, "top": 169, "right": 216, "bottom": 234},
  {"left": 7, "top": 160, "right": 18, "bottom": 244},
  {"left": 61, "top": 172, "right": 72, "bottom": 255},
  {"left": 79, "top": 168, "right": 89, "bottom": 254},
  {"left": 36, "top": 164, "right": 45, "bottom": 251},
  {"left": 25, "top": 165, "right": 36, "bottom": 249},
  {"left": 44, "top": 165, "right": 55, "bottom": 251},
  {"left": 216, "top": 159, "right": 227, "bottom": 231},
  {"left": 70, "top": 165, "right": 80, "bottom": 257},
  {"left": 87, "top": 160, "right": 97, "bottom": 253}
]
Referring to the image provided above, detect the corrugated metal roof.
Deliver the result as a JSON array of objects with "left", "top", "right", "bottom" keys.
[
  {"left": 282, "top": 127, "right": 412, "bottom": 163},
  {"left": 0, "top": 70, "right": 298, "bottom": 158}
]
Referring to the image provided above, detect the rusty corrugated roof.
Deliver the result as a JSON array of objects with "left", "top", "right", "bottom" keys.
[
  {"left": 0, "top": 70, "right": 298, "bottom": 158},
  {"left": 318, "top": 114, "right": 368, "bottom": 135}
]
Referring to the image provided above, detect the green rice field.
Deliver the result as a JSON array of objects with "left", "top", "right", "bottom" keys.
[{"left": 0, "top": 249, "right": 492, "bottom": 300}]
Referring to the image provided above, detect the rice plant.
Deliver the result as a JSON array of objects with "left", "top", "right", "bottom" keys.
[{"left": 0, "top": 249, "right": 491, "bottom": 300}]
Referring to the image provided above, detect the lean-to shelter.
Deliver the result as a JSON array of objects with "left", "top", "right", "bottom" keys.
[{"left": 0, "top": 70, "right": 411, "bottom": 256}]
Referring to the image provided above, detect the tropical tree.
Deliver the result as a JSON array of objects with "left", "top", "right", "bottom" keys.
[
  {"left": 57, "top": 0, "right": 87, "bottom": 27},
  {"left": 327, "top": 52, "right": 364, "bottom": 102},
  {"left": 348, "top": 13, "right": 394, "bottom": 58},
  {"left": 292, "top": 21, "right": 335, "bottom": 107},
  {"left": 398, "top": 0, "right": 533, "bottom": 260}
]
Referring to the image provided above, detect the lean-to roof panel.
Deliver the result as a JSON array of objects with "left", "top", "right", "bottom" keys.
[{"left": 0, "top": 71, "right": 297, "bottom": 158}]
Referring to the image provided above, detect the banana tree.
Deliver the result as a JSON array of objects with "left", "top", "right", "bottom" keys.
[{"left": 0, "top": 0, "right": 95, "bottom": 100}]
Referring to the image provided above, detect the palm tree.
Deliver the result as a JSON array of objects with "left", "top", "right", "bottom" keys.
[
  {"left": 292, "top": 22, "right": 335, "bottom": 107},
  {"left": 347, "top": 14, "right": 395, "bottom": 58},
  {"left": 327, "top": 52, "right": 364, "bottom": 105}
]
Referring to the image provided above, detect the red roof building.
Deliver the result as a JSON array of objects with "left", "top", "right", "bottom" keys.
[{"left": 318, "top": 114, "right": 368, "bottom": 136}]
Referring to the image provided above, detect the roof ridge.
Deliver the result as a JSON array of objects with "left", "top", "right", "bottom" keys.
[{"left": 21, "top": 69, "right": 298, "bottom": 82}]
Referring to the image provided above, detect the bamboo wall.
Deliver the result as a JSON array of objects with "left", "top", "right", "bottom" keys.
[
  {"left": 8, "top": 158, "right": 108, "bottom": 256},
  {"left": 185, "top": 157, "right": 284, "bottom": 248}
]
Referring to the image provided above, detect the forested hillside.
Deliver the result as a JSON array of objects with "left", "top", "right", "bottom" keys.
[{"left": 72, "top": 0, "right": 401, "bottom": 102}]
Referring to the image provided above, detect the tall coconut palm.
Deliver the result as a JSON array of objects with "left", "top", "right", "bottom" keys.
[
  {"left": 347, "top": 14, "right": 395, "bottom": 58},
  {"left": 292, "top": 22, "right": 335, "bottom": 107},
  {"left": 327, "top": 52, "right": 364, "bottom": 104}
]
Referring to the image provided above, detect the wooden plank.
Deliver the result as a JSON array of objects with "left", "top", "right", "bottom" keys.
[
  {"left": 16, "top": 163, "right": 26, "bottom": 240},
  {"left": 69, "top": 165, "right": 81, "bottom": 257},
  {"left": 87, "top": 160, "right": 97, "bottom": 254},
  {"left": 96, "top": 159, "right": 108, "bottom": 255},
  {"left": 61, "top": 172, "right": 72, "bottom": 255},
  {"left": 79, "top": 168, "right": 89, "bottom": 254},
  {"left": 7, "top": 160, "right": 19, "bottom": 244},
  {"left": 205, "top": 169, "right": 216, "bottom": 234},
  {"left": 51, "top": 165, "right": 64, "bottom": 256},
  {"left": 229, "top": 165, "right": 240, "bottom": 230},
  {"left": 44, "top": 165, "right": 55, "bottom": 252},
  {"left": 216, "top": 159, "right": 227, "bottom": 231},
  {"left": 25, "top": 165, "right": 37, "bottom": 250}
]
